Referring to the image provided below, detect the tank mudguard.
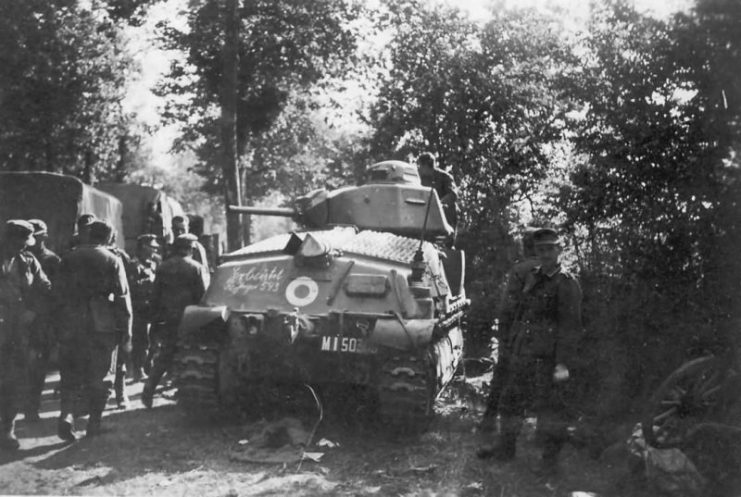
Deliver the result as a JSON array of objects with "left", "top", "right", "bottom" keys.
[
  {"left": 179, "top": 305, "right": 228, "bottom": 337},
  {"left": 369, "top": 317, "right": 436, "bottom": 351}
]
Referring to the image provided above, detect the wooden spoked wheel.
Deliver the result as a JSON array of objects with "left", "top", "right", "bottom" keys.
[{"left": 642, "top": 356, "right": 728, "bottom": 449}]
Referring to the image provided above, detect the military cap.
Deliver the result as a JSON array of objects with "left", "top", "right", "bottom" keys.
[
  {"left": 77, "top": 214, "right": 97, "bottom": 228},
  {"left": 173, "top": 233, "right": 198, "bottom": 249},
  {"left": 5, "top": 220, "right": 36, "bottom": 246},
  {"left": 532, "top": 227, "right": 561, "bottom": 246},
  {"left": 137, "top": 234, "right": 160, "bottom": 248},
  {"left": 89, "top": 220, "right": 114, "bottom": 244},
  {"left": 28, "top": 219, "right": 48, "bottom": 237}
]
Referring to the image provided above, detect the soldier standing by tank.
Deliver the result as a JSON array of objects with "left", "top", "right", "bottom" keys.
[
  {"left": 477, "top": 227, "right": 582, "bottom": 477},
  {"left": 24, "top": 219, "right": 61, "bottom": 422},
  {"left": 142, "top": 234, "right": 209, "bottom": 408},
  {"left": 56, "top": 221, "right": 132, "bottom": 441},
  {"left": 0, "top": 220, "right": 51, "bottom": 450},
  {"left": 169, "top": 216, "right": 209, "bottom": 273},
  {"left": 416, "top": 152, "right": 458, "bottom": 228},
  {"left": 479, "top": 227, "right": 539, "bottom": 433},
  {"left": 128, "top": 234, "right": 159, "bottom": 381}
]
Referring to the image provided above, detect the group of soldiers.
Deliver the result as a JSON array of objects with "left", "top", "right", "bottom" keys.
[{"left": 0, "top": 214, "right": 209, "bottom": 449}]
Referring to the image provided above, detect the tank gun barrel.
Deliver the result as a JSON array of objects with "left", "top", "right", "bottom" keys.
[{"left": 228, "top": 205, "right": 295, "bottom": 217}]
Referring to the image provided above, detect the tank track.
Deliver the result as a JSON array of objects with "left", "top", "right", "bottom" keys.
[
  {"left": 173, "top": 339, "right": 221, "bottom": 413},
  {"left": 377, "top": 350, "right": 435, "bottom": 430}
]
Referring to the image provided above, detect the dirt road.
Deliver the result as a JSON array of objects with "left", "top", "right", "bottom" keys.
[{"left": 0, "top": 373, "right": 640, "bottom": 496}]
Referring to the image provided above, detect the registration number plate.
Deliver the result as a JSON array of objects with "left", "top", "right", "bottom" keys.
[{"left": 320, "top": 336, "right": 377, "bottom": 354}]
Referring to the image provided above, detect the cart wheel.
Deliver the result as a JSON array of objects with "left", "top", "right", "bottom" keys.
[{"left": 642, "top": 355, "right": 726, "bottom": 449}]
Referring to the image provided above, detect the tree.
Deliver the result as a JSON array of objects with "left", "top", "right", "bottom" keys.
[
  {"left": 156, "top": 0, "right": 359, "bottom": 245},
  {"left": 367, "top": 0, "right": 579, "bottom": 346},
  {"left": 0, "top": 1, "right": 137, "bottom": 182},
  {"left": 558, "top": 0, "right": 741, "bottom": 405}
]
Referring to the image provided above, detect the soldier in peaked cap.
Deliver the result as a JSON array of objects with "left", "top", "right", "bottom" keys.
[
  {"left": 478, "top": 227, "right": 583, "bottom": 477},
  {"left": 23, "top": 219, "right": 62, "bottom": 422},
  {"left": 56, "top": 220, "right": 132, "bottom": 441},
  {"left": 69, "top": 214, "right": 97, "bottom": 251},
  {"left": 0, "top": 220, "right": 51, "bottom": 449},
  {"left": 142, "top": 233, "right": 208, "bottom": 408}
]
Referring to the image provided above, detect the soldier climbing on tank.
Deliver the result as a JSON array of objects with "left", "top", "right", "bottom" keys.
[
  {"left": 479, "top": 227, "right": 539, "bottom": 433},
  {"left": 0, "top": 220, "right": 52, "bottom": 450},
  {"left": 416, "top": 152, "right": 458, "bottom": 228},
  {"left": 56, "top": 220, "right": 132, "bottom": 441},
  {"left": 142, "top": 234, "right": 208, "bottom": 409},
  {"left": 477, "top": 227, "right": 583, "bottom": 477},
  {"left": 24, "top": 219, "right": 61, "bottom": 422}
]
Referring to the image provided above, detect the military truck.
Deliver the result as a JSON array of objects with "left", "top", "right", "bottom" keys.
[
  {"left": 96, "top": 183, "right": 186, "bottom": 255},
  {"left": 174, "top": 160, "right": 468, "bottom": 427},
  {"left": 0, "top": 171, "right": 124, "bottom": 253}
]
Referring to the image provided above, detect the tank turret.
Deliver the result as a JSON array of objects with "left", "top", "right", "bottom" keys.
[{"left": 229, "top": 161, "right": 454, "bottom": 239}]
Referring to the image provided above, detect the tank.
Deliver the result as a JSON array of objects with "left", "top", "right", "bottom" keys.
[{"left": 174, "top": 161, "right": 469, "bottom": 427}]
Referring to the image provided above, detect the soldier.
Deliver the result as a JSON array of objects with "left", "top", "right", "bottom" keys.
[
  {"left": 479, "top": 227, "right": 539, "bottom": 433},
  {"left": 169, "top": 216, "right": 209, "bottom": 272},
  {"left": 0, "top": 220, "right": 51, "bottom": 450},
  {"left": 142, "top": 234, "right": 208, "bottom": 408},
  {"left": 56, "top": 220, "right": 132, "bottom": 441},
  {"left": 69, "top": 214, "right": 96, "bottom": 251},
  {"left": 416, "top": 152, "right": 458, "bottom": 227},
  {"left": 477, "top": 227, "right": 583, "bottom": 477},
  {"left": 24, "top": 219, "right": 61, "bottom": 421},
  {"left": 128, "top": 234, "right": 159, "bottom": 381},
  {"left": 107, "top": 232, "right": 134, "bottom": 409}
]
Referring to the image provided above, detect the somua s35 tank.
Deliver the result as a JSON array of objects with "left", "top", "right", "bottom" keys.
[{"left": 174, "top": 160, "right": 469, "bottom": 427}]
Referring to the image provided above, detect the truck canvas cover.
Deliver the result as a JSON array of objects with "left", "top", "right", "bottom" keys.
[
  {"left": 0, "top": 171, "right": 125, "bottom": 254},
  {"left": 96, "top": 182, "right": 186, "bottom": 254}
]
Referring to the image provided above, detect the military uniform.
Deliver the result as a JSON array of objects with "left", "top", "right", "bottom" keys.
[
  {"left": 56, "top": 221, "right": 132, "bottom": 439},
  {"left": 0, "top": 221, "right": 51, "bottom": 449},
  {"left": 478, "top": 228, "right": 583, "bottom": 475},
  {"left": 480, "top": 255, "right": 539, "bottom": 431},
  {"left": 128, "top": 236, "right": 159, "bottom": 379},
  {"left": 142, "top": 234, "right": 208, "bottom": 408},
  {"left": 420, "top": 167, "right": 458, "bottom": 227},
  {"left": 24, "top": 219, "right": 61, "bottom": 420}
]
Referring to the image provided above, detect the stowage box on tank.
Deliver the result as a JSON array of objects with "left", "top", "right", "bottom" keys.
[{"left": 173, "top": 160, "right": 469, "bottom": 427}]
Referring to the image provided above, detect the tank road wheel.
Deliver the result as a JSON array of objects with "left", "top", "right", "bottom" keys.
[
  {"left": 173, "top": 339, "right": 221, "bottom": 416},
  {"left": 642, "top": 356, "right": 728, "bottom": 449}
]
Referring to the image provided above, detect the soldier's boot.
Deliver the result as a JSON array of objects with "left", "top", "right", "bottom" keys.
[
  {"left": 0, "top": 416, "right": 20, "bottom": 451},
  {"left": 85, "top": 393, "right": 109, "bottom": 438},
  {"left": 114, "top": 362, "right": 130, "bottom": 410},
  {"left": 141, "top": 382, "right": 154, "bottom": 409},
  {"left": 478, "top": 406, "right": 498, "bottom": 434},
  {"left": 532, "top": 435, "right": 566, "bottom": 477},
  {"left": 57, "top": 413, "right": 77, "bottom": 443},
  {"left": 477, "top": 416, "right": 519, "bottom": 461}
]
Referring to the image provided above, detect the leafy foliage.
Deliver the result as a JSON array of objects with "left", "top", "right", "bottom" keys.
[
  {"left": 155, "top": 0, "right": 359, "bottom": 200},
  {"left": 368, "top": 0, "right": 579, "bottom": 344},
  {"left": 0, "top": 1, "right": 137, "bottom": 182}
]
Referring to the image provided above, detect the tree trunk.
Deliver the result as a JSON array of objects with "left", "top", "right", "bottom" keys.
[{"left": 221, "top": 0, "right": 243, "bottom": 252}]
